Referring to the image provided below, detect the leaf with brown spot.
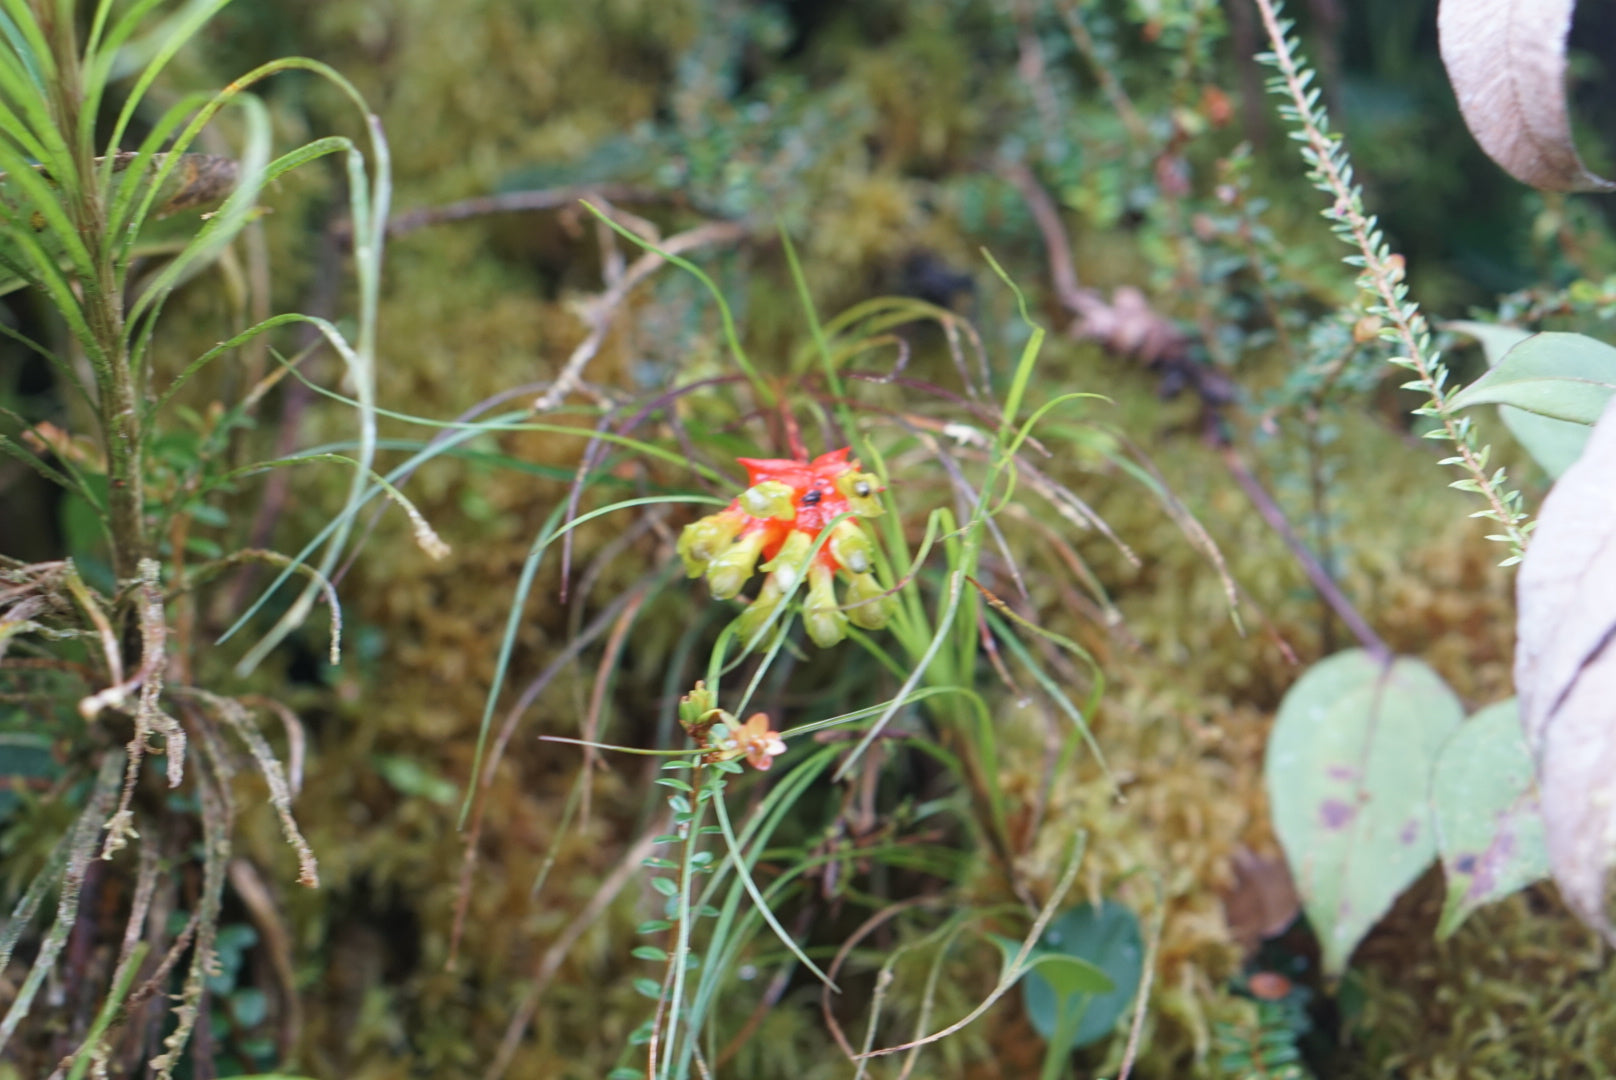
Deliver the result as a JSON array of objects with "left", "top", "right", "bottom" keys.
[
  {"left": 1220, "top": 847, "right": 1300, "bottom": 957},
  {"left": 1438, "top": 0, "right": 1614, "bottom": 192},
  {"left": 1265, "top": 649, "right": 1464, "bottom": 974}
]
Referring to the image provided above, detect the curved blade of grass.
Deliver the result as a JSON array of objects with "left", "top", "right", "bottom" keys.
[
  {"left": 454, "top": 496, "right": 723, "bottom": 827},
  {"left": 214, "top": 406, "right": 533, "bottom": 650},
  {"left": 834, "top": 567, "right": 967, "bottom": 782},
  {"left": 97, "top": 0, "right": 232, "bottom": 173},
  {"left": 854, "top": 831, "right": 1087, "bottom": 1060},
  {"left": 981, "top": 248, "right": 1045, "bottom": 439},
  {"left": 986, "top": 611, "right": 1112, "bottom": 790},
  {"left": 581, "top": 200, "right": 771, "bottom": 407},
  {"left": 711, "top": 790, "right": 838, "bottom": 989}
]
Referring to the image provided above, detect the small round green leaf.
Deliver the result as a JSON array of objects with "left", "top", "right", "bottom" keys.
[
  {"left": 229, "top": 988, "right": 268, "bottom": 1028},
  {"left": 1017, "top": 900, "right": 1143, "bottom": 1052}
]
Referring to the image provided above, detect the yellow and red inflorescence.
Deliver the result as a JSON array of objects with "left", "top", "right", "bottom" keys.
[{"left": 677, "top": 448, "right": 894, "bottom": 647}]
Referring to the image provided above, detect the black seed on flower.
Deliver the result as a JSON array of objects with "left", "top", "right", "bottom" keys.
[
  {"left": 801, "top": 489, "right": 822, "bottom": 506},
  {"left": 854, "top": 480, "right": 871, "bottom": 497}
]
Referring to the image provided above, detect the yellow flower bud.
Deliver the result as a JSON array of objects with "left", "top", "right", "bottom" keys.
[
  {"left": 677, "top": 508, "right": 745, "bottom": 577},
  {"left": 803, "top": 564, "right": 848, "bottom": 648},
  {"left": 705, "top": 527, "right": 767, "bottom": 599},
  {"left": 834, "top": 470, "right": 885, "bottom": 517},
  {"left": 739, "top": 480, "right": 798, "bottom": 521},
  {"left": 843, "top": 571, "right": 894, "bottom": 630},
  {"left": 736, "top": 572, "right": 788, "bottom": 643},
  {"left": 827, "top": 519, "right": 873, "bottom": 574},
  {"left": 760, "top": 530, "right": 813, "bottom": 589}
]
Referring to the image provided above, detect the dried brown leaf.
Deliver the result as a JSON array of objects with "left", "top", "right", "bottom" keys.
[
  {"left": 1516, "top": 396, "right": 1616, "bottom": 940},
  {"left": 1438, "top": 0, "right": 1615, "bottom": 192}
]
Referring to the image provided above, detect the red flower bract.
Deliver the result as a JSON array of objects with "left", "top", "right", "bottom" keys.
[
  {"left": 733, "top": 448, "right": 872, "bottom": 570},
  {"left": 677, "top": 447, "right": 893, "bottom": 648}
]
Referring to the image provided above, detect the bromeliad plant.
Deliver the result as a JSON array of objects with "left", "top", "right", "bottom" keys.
[{"left": 0, "top": 1, "right": 393, "bottom": 1074}]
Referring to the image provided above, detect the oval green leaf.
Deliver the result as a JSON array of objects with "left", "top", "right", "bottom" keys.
[
  {"left": 1448, "top": 321, "right": 1590, "bottom": 476},
  {"left": 1265, "top": 649, "right": 1464, "bottom": 975},
  {"left": 1447, "top": 331, "right": 1616, "bottom": 425},
  {"left": 1431, "top": 698, "right": 1550, "bottom": 939}
]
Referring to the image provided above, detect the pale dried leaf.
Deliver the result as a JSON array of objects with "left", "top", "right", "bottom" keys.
[
  {"left": 1438, "top": 0, "right": 1615, "bottom": 192},
  {"left": 1516, "top": 395, "right": 1616, "bottom": 940}
]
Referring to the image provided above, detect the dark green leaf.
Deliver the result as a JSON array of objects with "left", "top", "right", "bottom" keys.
[{"left": 1017, "top": 900, "right": 1143, "bottom": 1052}]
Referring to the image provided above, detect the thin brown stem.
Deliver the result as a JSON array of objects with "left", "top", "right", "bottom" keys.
[{"left": 1220, "top": 444, "right": 1389, "bottom": 662}]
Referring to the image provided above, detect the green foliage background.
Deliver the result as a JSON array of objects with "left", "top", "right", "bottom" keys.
[{"left": 5, "top": 0, "right": 1616, "bottom": 1077}]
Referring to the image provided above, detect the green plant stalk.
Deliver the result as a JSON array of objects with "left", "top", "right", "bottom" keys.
[
  {"left": 656, "top": 763, "right": 709, "bottom": 1079},
  {"left": 36, "top": 0, "right": 146, "bottom": 581},
  {"left": 1039, "top": 996, "right": 1089, "bottom": 1080},
  {"left": 64, "top": 940, "right": 148, "bottom": 1080}
]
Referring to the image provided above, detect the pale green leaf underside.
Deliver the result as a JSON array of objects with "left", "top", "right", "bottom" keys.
[
  {"left": 1448, "top": 331, "right": 1616, "bottom": 425},
  {"left": 1431, "top": 698, "right": 1550, "bottom": 938},
  {"left": 1448, "top": 321, "right": 1590, "bottom": 476}
]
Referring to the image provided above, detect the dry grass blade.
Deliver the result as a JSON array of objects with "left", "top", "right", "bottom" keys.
[
  {"left": 534, "top": 218, "right": 749, "bottom": 411},
  {"left": 228, "top": 858, "right": 305, "bottom": 1059},
  {"left": 0, "top": 751, "right": 123, "bottom": 1052},
  {"left": 150, "top": 727, "right": 234, "bottom": 1080},
  {"left": 448, "top": 576, "right": 658, "bottom": 965},
  {"left": 486, "top": 826, "right": 663, "bottom": 1080},
  {"left": 578, "top": 589, "right": 650, "bottom": 827},
  {"left": 178, "top": 688, "right": 318, "bottom": 887}
]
